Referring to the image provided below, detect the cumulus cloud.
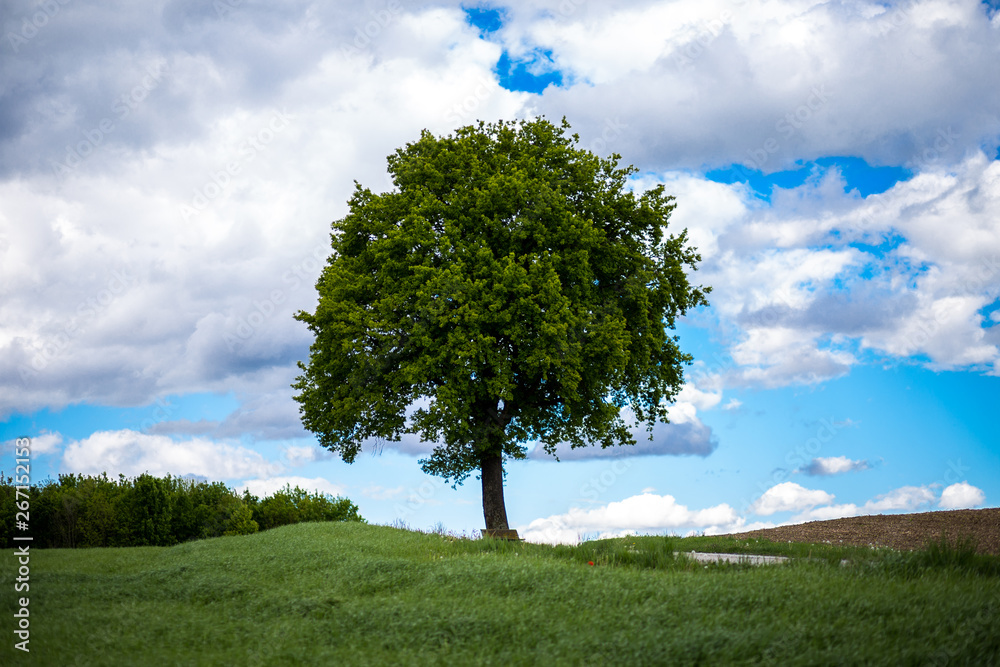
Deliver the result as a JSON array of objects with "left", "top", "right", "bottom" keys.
[
  {"left": 529, "top": 480, "right": 986, "bottom": 542},
  {"left": 644, "top": 152, "right": 1000, "bottom": 388},
  {"left": 145, "top": 418, "right": 220, "bottom": 437},
  {"left": 753, "top": 483, "right": 952, "bottom": 524},
  {"left": 798, "top": 456, "right": 870, "bottom": 476},
  {"left": 749, "top": 482, "right": 836, "bottom": 516},
  {"left": 0, "top": 3, "right": 525, "bottom": 421},
  {"left": 789, "top": 504, "right": 860, "bottom": 523},
  {"left": 61, "top": 429, "right": 283, "bottom": 479},
  {"left": 213, "top": 388, "right": 311, "bottom": 441},
  {"left": 863, "top": 485, "right": 936, "bottom": 512},
  {"left": 675, "top": 383, "right": 723, "bottom": 411},
  {"left": 3, "top": 431, "right": 64, "bottom": 456},
  {"left": 282, "top": 445, "right": 332, "bottom": 467},
  {"left": 520, "top": 492, "right": 740, "bottom": 544},
  {"left": 525, "top": 0, "right": 1000, "bottom": 171},
  {"left": 2, "top": 0, "right": 999, "bottom": 442},
  {"left": 238, "top": 476, "right": 346, "bottom": 499},
  {"left": 529, "top": 412, "right": 717, "bottom": 460},
  {"left": 939, "top": 481, "right": 986, "bottom": 509}
]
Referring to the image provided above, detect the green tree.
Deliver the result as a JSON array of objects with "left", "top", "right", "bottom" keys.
[
  {"left": 77, "top": 474, "right": 125, "bottom": 547},
  {"left": 252, "top": 487, "right": 300, "bottom": 531},
  {"left": 0, "top": 473, "right": 15, "bottom": 548},
  {"left": 129, "top": 473, "right": 174, "bottom": 546},
  {"left": 222, "top": 498, "right": 259, "bottom": 536},
  {"left": 293, "top": 118, "right": 709, "bottom": 531},
  {"left": 194, "top": 481, "right": 244, "bottom": 539}
]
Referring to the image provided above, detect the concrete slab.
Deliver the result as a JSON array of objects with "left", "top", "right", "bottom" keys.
[{"left": 680, "top": 551, "right": 789, "bottom": 565}]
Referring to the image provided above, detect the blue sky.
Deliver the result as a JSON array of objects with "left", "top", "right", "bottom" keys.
[{"left": 1, "top": 0, "right": 999, "bottom": 543}]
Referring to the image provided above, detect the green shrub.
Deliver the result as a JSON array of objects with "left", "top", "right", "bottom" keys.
[
  {"left": 251, "top": 484, "right": 363, "bottom": 532},
  {"left": 0, "top": 473, "right": 361, "bottom": 548},
  {"left": 222, "top": 498, "right": 259, "bottom": 536}
]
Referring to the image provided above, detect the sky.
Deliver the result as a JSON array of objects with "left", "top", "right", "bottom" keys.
[{"left": 1, "top": 0, "right": 999, "bottom": 544}]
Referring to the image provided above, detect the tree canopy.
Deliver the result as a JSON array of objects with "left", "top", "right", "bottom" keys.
[{"left": 293, "top": 117, "right": 709, "bottom": 530}]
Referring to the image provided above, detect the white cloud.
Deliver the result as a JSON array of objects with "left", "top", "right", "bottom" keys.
[
  {"left": 722, "top": 398, "right": 742, "bottom": 411},
  {"left": 799, "top": 455, "right": 869, "bottom": 476},
  {"left": 641, "top": 152, "right": 1000, "bottom": 389},
  {"left": 714, "top": 246, "right": 863, "bottom": 387},
  {"left": 531, "top": 0, "right": 1000, "bottom": 170},
  {"left": 521, "top": 474, "right": 967, "bottom": 543},
  {"left": 520, "top": 492, "right": 741, "bottom": 544},
  {"left": 631, "top": 172, "right": 749, "bottom": 260},
  {"left": 33, "top": 432, "right": 65, "bottom": 455},
  {"left": 675, "top": 383, "right": 722, "bottom": 411},
  {"left": 790, "top": 503, "right": 860, "bottom": 523},
  {"left": 736, "top": 519, "right": 779, "bottom": 532},
  {"left": 863, "top": 485, "right": 935, "bottom": 512},
  {"left": 759, "top": 483, "right": 961, "bottom": 524},
  {"left": 282, "top": 445, "right": 332, "bottom": 467},
  {"left": 238, "top": 476, "right": 346, "bottom": 499},
  {"left": 750, "top": 482, "right": 835, "bottom": 516},
  {"left": 0, "top": 5, "right": 526, "bottom": 421},
  {"left": 845, "top": 158, "right": 1000, "bottom": 371},
  {"left": 3, "top": 432, "right": 64, "bottom": 456},
  {"left": 1, "top": 0, "right": 997, "bottom": 422},
  {"left": 0, "top": 0, "right": 995, "bottom": 434},
  {"left": 530, "top": 413, "right": 717, "bottom": 460},
  {"left": 730, "top": 334, "right": 856, "bottom": 388},
  {"left": 939, "top": 482, "right": 986, "bottom": 509},
  {"left": 61, "top": 429, "right": 283, "bottom": 479}
]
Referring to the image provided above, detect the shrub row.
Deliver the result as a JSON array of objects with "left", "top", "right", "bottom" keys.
[{"left": 0, "top": 472, "right": 363, "bottom": 548}]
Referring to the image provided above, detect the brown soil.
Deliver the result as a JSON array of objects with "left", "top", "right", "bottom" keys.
[{"left": 729, "top": 508, "right": 1000, "bottom": 556}]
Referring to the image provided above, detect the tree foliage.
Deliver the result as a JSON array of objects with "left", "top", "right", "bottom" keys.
[
  {"left": 0, "top": 472, "right": 363, "bottom": 548},
  {"left": 293, "top": 117, "right": 708, "bottom": 526}
]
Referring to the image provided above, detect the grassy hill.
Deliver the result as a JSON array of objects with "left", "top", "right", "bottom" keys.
[{"left": 3, "top": 522, "right": 998, "bottom": 665}]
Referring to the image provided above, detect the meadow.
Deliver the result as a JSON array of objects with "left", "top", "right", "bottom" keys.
[{"left": 2, "top": 521, "right": 998, "bottom": 665}]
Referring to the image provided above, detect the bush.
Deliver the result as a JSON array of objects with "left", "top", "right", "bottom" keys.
[
  {"left": 250, "top": 484, "right": 364, "bottom": 532},
  {"left": 223, "top": 498, "right": 259, "bottom": 536},
  {"left": 0, "top": 472, "right": 362, "bottom": 548}
]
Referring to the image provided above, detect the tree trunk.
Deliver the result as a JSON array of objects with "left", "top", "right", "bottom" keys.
[{"left": 480, "top": 450, "right": 509, "bottom": 531}]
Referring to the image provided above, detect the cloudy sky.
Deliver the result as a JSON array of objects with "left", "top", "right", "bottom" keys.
[{"left": 2, "top": 0, "right": 998, "bottom": 544}]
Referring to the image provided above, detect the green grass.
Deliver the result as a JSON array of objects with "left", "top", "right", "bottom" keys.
[{"left": 3, "top": 523, "right": 998, "bottom": 665}]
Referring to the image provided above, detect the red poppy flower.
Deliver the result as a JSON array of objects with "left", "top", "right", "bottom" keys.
[{"left": 588, "top": 561, "right": 594, "bottom": 566}]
